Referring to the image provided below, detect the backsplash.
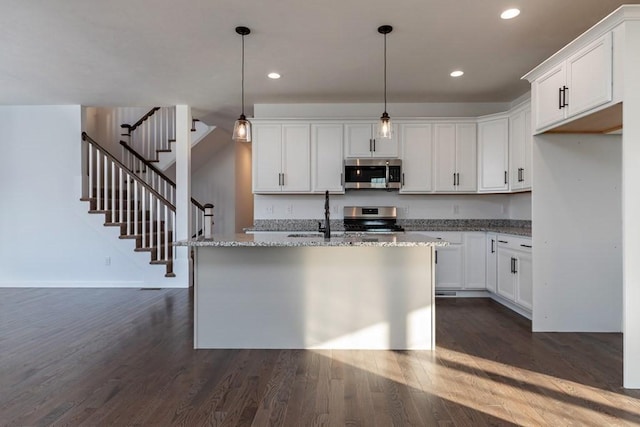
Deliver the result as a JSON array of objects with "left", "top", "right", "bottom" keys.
[
  {"left": 249, "top": 218, "right": 531, "bottom": 232},
  {"left": 254, "top": 192, "right": 531, "bottom": 221}
]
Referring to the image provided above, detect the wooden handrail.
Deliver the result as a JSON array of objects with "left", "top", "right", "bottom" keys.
[
  {"left": 120, "top": 107, "right": 160, "bottom": 134},
  {"left": 119, "top": 140, "right": 205, "bottom": 212},
  {"left": 82, "top": 132, "right": 175, "bottom": 211}
]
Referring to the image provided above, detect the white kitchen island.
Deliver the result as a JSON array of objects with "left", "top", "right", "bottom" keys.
[{"left": 175, "top": 234, "right": 445, "bottom": 350}]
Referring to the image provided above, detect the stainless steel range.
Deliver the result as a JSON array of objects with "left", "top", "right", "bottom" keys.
[{"left": 343, "top": 206, "right": 405, "bottom": 233}]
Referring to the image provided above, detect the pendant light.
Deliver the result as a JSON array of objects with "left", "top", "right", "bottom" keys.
[
  {"left": 232, "top": 26, "right": 252, "bottom": 142},
  {"left": 377, "top": 25, "right": 393, "bottom": 139}
]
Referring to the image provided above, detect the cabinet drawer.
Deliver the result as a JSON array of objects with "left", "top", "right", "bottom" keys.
[
  {"left": 421, "top": 232, "right": 463, "bottom": 244},
  {"left": 496, "top": 234, "right": 532, "bottom": 251}
]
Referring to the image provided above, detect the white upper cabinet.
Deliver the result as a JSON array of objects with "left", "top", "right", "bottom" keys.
[
  {"left": 509, "top": 106, "right": 532, "bottom": 191},
  {"left": 252, "top": 123, "right": 311, "bottom": 193},
  {"left": 566, "top": 33, "right": 613, "bottom": 118},
  {"left": 344, "top": 122, "right": 398, "bottom": 158},
  {"left": 477, "top": 116, "right": 509, "bottom": 192},
  {"left": 311, "top": 123, "right": 345, "bottom": 193},
  {"left": 434, "top": 123, "right": 477, "bottom": 192},
  {"left": 399, "top": 123, "right": 433, "bottom": 193},
  {"left": 531, "top": 32, "right": 613, "bottom": 132}
]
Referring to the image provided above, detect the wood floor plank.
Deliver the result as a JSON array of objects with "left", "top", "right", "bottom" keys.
[{"left": 2, "top": 290, "right": 640, "bottom": 426}]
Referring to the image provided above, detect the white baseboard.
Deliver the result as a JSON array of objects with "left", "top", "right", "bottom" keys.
[
  {"left": 435, "top": 288, "right": 532, "bottom": 320},
  {"left": 0, "top": 281, "right": 188, "bottom": 288}
]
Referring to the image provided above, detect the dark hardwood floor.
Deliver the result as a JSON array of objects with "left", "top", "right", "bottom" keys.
[{"left": 1, "top": 288, "right": 639, "bottom": 426}]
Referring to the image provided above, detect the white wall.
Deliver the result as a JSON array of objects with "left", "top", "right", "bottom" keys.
[
  {"left": 255, "top": 193, "right": 511, "bottom": 220},
  {"left": 508, "top": 192, "right": 532, "bottom": 220},
  {"left": 0, "top": 106, "right": 181, "bottom": 288},
  {"left": 192, "top": 132, "right": 238, "bottom": 235},
  {"left": 83, "top": 107, "right": 150, "bottom": 160},
  {"left": 532, "top": 133, "right": 622, "bottom": 332}
]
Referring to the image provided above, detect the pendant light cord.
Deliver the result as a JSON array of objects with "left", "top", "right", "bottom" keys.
[
  {"left": 241, "top": 33, "right": 245, "bottom": 116},
  {"left": 383, "top": 32, "right": 387, "bottom": 114}
]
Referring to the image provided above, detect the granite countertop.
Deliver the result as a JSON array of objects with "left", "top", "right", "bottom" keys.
[{"left": 175, "top": 233, "right": 448, "bottom": 248}]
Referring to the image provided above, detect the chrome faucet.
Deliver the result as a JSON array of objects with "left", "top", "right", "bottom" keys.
[{"left": 318, "top": 190, "right": 331, "bottom": 239}]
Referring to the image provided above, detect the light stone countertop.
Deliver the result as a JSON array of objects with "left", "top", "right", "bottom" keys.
[{"left": 175, "top": 233, "right": 448, "bottom": 247}]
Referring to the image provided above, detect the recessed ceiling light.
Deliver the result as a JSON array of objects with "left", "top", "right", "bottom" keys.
[
  {"left": 501, "top": 8, "right": 520, "bottom": 19},
  {"left": 450, "top": 70, "right": 464, "bottom": 77},
  {"left": 267, "top": 72, "right": 281, "bottom": 79}
]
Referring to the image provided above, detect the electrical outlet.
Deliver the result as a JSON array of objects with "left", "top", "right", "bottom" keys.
[
  {"left": 453, "top": 205, "right": 459, "bottom": 214},
  {"left": 265, "top": 205, "right": 274, "bottom": 214},
  {"left": 286, "top": 204, "right": 293, "bottom": 215},
  {"left": 105, "top": 256, "right": 111, "bottom": 266},
  {"left": 403, "top": 206, "right": 409, "bottom": 216}
]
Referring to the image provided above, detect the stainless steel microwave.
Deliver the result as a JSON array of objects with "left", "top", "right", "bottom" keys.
[{"left": 344, "top": 159, "right": 402, "bottom": 190}]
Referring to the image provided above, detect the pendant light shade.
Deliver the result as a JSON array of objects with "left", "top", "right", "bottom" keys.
[
  {"left": 377, "top": 25, "right": 393, "bottom": 139},
  {"left": 233, "top": 26, "right": 252, "bottom": 142}
]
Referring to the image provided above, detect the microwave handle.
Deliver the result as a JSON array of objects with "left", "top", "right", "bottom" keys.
[{"left": 385, "top": 163, "right": 390, "bottom": 189}]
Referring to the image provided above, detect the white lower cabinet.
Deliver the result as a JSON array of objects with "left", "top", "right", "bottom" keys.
[
  {"left": 463, "top": 233, "right": 487, "bottom": 289},
  {"left": 495, "top": 235, "right": 532, "bottom": 312},
  {"left": 422, "top": 232, "right": 485, "bottom": 290},
  {"left": 486, "top": 233, "right": 498, "bottom": 293},
  {"left": 435, "top": 245, "right": 464, "bottom": 289}
]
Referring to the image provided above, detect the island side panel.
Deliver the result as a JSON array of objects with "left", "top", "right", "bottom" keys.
[{"left": 194, "top": 245, "right": 434, "bottom": 350}]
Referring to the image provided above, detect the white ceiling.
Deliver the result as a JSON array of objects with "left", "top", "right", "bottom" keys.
[{"left": 1, "top": 0, "right": 638, "bottom": 132}]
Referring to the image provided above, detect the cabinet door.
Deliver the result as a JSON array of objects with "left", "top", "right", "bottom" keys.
[
  {"left": 344, "top": 123, "right": 374, "bottom": 158},
  {"left": 281, "top": 124, "right": 311, "bottom": 192},
  {"left": 509, "top": 110, "right": 525, "bottom": 191},
  {"left": 399, "top": 123, "right": 433, "bottom": 193},
  {"left": 522, "top": 108, "right": 532, "bottom": 190},
  {"left": 434, "top": 124, "right": 457, "bottom": 192},
  {"left": 252, "top": 124, "right": 283, "bottom": 193},
  {"left": 497, "top": 248, "right": 516, "bottom": 301},
  {"left": 533, "top": 63, "right": 566, "bottom": 131},
  {"left": 435, "top": 245, "right": 463, "bottom": 289},
  {"left": 464, "top": 233, "right": 486, "bottom": 289},
  {"left": 515, "top": 250, "right": 533, "bottom": 310},
  {"left": 566, "top": 33, "right": 612, "bottom": 119},
  {"left": 312, "top": 124, "right": 345, "bottom": 193},
  {"left": 371, "top": 124, "right": 399, "bottom": 158},
  {"left": 455, "top": 123, "right": 478, "bottom": 192},
  {"left": 486, "top": 234, "right": 498, "bottom": 293},
  {"left": 478, "top": 118, "right": 509, "bottom": 192}
]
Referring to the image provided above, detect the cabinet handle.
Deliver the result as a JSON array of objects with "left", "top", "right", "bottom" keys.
[
  {"left": 435, "top": 250, "right": 438, "bottom": 264},
  {"left": 559, "top": 87, "right": 563, "bottom": 109},
  {"left": 457, "top": 173, "right": 460, "bottom": 186},
  {"left": 278, "top": 173, "right": 282, "bottom": 186},
  {"left": 498, "top": 240, "right": 508, "bottom": 244},
  {"left": 562, "top": 86, "right": 569, "bottom": 107},
  {"left": 491, "top": 239, "right": 495, "bottom": 253},
  {"left": 504, "top": 171, "right": 508, "bottom": 185},
  {"left": 510, "top": 257, "right": 515, "bottom": 274},
  {"left": 373, "top": 139, "right": 376, "bottom": 152},
  {"left": 402, "top": 172, "right": 405, "bottom": 186},
  {"left": 369, "top": 139, "right": 372, "bottom": 152},
  {"left": 340, "top": 172, "right": 344, "bottom": 186},
  {"left": 453, "top": 173, "right": 457, "bottom": 186},
  {"left": 520, "top": 244, "right": 532, "bottom": 248},
  {"left": 513, "top": 258, "right": 518, "bottom": 274}
]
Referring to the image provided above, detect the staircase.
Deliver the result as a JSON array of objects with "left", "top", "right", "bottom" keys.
[{"left": 80, "top": 108, "right": 207, "bottom": 278}]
